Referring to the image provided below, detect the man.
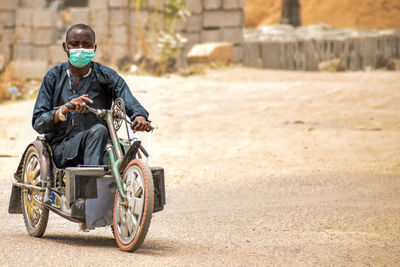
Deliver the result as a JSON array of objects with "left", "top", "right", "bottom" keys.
[{"left": 32, "top": 24, "right": 151, "bottom": 168}]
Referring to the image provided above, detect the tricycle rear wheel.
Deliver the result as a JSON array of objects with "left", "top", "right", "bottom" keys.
[
  {"left": 21, "top": 146, "right": 49, "bottom": 237},
  {"left": 113, "top": 159, "right": 154, "bottom": 251}
]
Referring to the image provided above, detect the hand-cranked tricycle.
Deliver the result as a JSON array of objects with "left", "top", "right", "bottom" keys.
[{"left": 8, "top": 98, "right": 165, "bottom": 252}]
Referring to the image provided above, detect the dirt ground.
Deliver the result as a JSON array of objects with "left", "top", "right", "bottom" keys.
[{"left": 0, "top": 67, "right": 399, "bottom": 266}]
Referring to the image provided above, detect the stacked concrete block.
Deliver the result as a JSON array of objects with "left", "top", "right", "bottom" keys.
[
  {"left": 90, "top": 0, "right": 246, "bottom": 65},
  {"left": 89, "top": 0, "right": 109, "bottom": 28},
  {"left": 387, "top": 35, "right": 400, "bottom": 58},
  {"left": 0, "top": 0, "right": 18, "bottom": 9},
  {"left": 186, "top": 15, "right": 202, "bottom": 33},
  {"left": 146, "top": 0, "right": 164, "bottom": 11},
  {"left": 187, "top": 42, "right": 233, "bottom": 63},
  {"left": 11, "top": 1, "right": 60, "bottom": 79},
  {"left": 201, "top": 29, "right": 221, "bottom": 43},
  {"left": 145, "top": 12, "right": 164, "bottom": 31},
  {"left": 221, "top": 27, "right": 243, "bottom": 44},
  {"left": 332, "top": 39, "right": 345, "bottom": 58},
  {"left": 0, "top": 10, "right": 15, "bottom": 28},
  {"left": 279, "top": 41, "right": 294, "bottom": 70},
  {"left": 223, "top": 0, "right": 243, "bottom": 9},
  {"left": 0, "top": 38, "right": 10, "bottom": 63},
  {"left": 69, "top": 7, "right": 90, "bottom": 25},
  {"left": 19, "top": 0, "right": 47, "bottom": 8},
  {"left": 233, "top": 45, "right": 243, "bottom": 62},
  {"left": 32, "top": 45, "right": 49, "bottom": 62},
  {"left": 109, "top": 0, "right": 129, "bottom": 8},
  {"left": 9, "top": 3, "right": 59, "bottom": 78},
  {"left": 182, "top": 1, "right": 202, "bottom": 55},
  {"left": 183, "top": 0, "right": 244, "bottom": 62},
  {"left": 286, "top": 42, "right": 299, "bottom": 70},
  {"left": 260, "top": 42, "right": 282, "bottom": 69},
  {"left": 88, "top": 0, "right": 110, "bottom": 63},
  {"left": 243, "top": 26, "right": 400, "bottom": 71},
  {"left": 185, "top": 32, "right": 201, "bottom": 52},
  {"left": 1, "top": 26, "right": 14, "bottom": 41},
  {"left": 128, "top": 10, "right": 150, "bottom": 57},
  {"left": 345, "top": 38, "right": 362, "bottom": 70},
  {"left": 112, "top": 26, "right": 129, "bottom": 45},
  {"left": 186, "top": 0, "right": 202, "bottom": 14},
  {"left": 49, "top": 44, "right": 66, "bottom": 65},
  {"left": 31, "top": 8, "right": 56, "bottom": 70},
  {"left": 1, "top": 0, "right": 247, "bottom": 76},
  {"left": 110, "top": 8, "right": 129, "bottom": 26},
  {"left": 114, "top": 0, "right": 133, "bottom": 63},
  {"left": 0, "top": 0, "right": 17, "bottom": 63},
  {"left": 204, "top": 0, "right": 222, "bottom": 10},
  {"left": 303, "top": 40, "right": 318, "bottom": 71},
  {"left": 10, "top": 60, "right": 48, "bottom": 80},
  {"left": 203, "top": 11, "right": 242, "bottom": 28},
  {"left": 129, "top": 10, "right": 149, "bottom": 28},
  {"left": 13, "top": 44, "right": 33, "bottom": 61},
  {"left": 90, "top": 18, "right": 110, "bottom": 40},
  {"left": 14, "top": 8, "right": 33, "bottom": 60},
  {"left": 316, "top": 40, "right": 333, "bottom": 62},
  {"left": 393, "top": 33, "right": 400, "bottom": 58},
  {"left": 15, "top": 8, "right": 33, "bottom": 27},
  {"left": 107, "top": 1, "right": 130, "bottom": 64},
  {"left": 243, "top": 42, "right": 262, "bottom": 68},
  {"left": 32, "top": 7, "right": 56, "bottom": 57},
  {"left": 33, "top": 28, "right": 56, "bottom": 46},
  {"left": 33, "top": 9, "right": 55, "bottom": 28},
  {"left": 14, "top": 25, "right": 32, "bottom": 45}
]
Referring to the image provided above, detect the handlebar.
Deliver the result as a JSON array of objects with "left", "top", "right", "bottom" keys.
[
  {"left": 65, "top": 103, "right": 153, "bottom": 131},
  {"left": 66, "top": 103, "right": 98, "bottom": 114},
  {"left": 66, "top": 103, "right": 75, "bottom": 110}
]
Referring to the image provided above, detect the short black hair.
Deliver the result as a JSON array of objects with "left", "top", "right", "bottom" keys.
[{"left": 66, "top": 24, "right": 95, "bottom": 43}]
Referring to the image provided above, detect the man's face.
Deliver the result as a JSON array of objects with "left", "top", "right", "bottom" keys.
[{"left": 63, "top": 28, "right": 96, "bottom": 57}]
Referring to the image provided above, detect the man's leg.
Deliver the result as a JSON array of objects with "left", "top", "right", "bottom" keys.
[{"left": 81, "top": 124, "right": 109, "bottom": 165}]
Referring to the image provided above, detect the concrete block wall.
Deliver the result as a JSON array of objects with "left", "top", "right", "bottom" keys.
[
  {"left": 0, "top": 0, "right": 18, "bottom": 63},
  {"left": 3, "top": 1, "right": 399, "bottom": 76},
  {"left": 0, "top": 0, "right": 57, "bottom": 79},
  {"left": 184, "top": 0, "right": 245, "bottom": 62},
  {"left": 87, "top": 0, "right": 245, "bottom": 65},
  {"left": 243, "top": 25, "right": 400, "bottom": 71},
  {"left": 0, "top": 0, "right": 245, "bottom": 79}
]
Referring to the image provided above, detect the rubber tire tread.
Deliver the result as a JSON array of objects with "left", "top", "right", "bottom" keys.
[
  {"left": 21, "top": 145, "right": 49, "bottom": 237},
  {"left": 114, "top": 159, "right": 154, "bottom": 252}
]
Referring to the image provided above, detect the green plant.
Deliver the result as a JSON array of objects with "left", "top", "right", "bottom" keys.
[
  {"left": 130, "top": 0, "right": 190, "bottom": 74},
  {"left": 131, "top": 0, "right": 150, "bottom": 57},
  {"left": 158, "top": 0, "right": 190, "bottom": 72}
]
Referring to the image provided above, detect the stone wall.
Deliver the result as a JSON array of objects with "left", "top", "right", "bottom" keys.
[
  {"left": 0, "top": 0, "right": 245, "bottom": 79},
  {"left": 243, "top": 24, "right": 400, "bottom": 71}
]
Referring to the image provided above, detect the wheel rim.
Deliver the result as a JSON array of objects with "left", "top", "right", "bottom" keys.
[
  {"left": 115, "top": 165, "right": 145, "bottom": 244},
  {"left": 23, "top": 154, "right": 43, "bottom": 228}
]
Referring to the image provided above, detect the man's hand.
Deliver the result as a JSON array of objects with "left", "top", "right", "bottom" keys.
[
  {"left": 65, "top": 94, "right": 94, "bottom": 113},
  {"left": 132, "top": 116, "right": 151, "bottom": 132}
]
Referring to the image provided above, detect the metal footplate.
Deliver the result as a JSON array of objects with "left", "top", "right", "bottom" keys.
[{"left": 151, "top": 167, "right": 166, "bottom": 213}]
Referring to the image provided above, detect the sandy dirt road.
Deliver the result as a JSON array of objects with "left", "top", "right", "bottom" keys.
[{"left": 0, "top": 67, "right": 399, "bottom": 266}]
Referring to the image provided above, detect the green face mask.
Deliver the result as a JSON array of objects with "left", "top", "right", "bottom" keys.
[{"left": 68, "top": 48, "right": 95, "bottom": 68}]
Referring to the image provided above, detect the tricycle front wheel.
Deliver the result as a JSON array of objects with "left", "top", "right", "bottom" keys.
[{"left": 113, "top": 159, "right": 154, "bottom": 252}]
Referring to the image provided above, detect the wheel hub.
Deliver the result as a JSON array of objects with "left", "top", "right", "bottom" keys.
[
  {"left": 23, "top": 154, "right": 43, "bottom": 227},
  {"left": 115, "top": 165, "right": 145, "bottom": 244}
]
